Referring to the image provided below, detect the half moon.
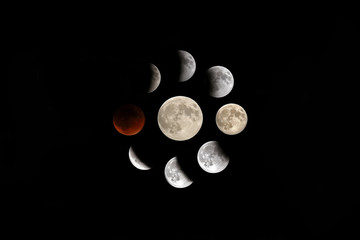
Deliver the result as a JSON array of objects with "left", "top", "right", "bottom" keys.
[
  {"left": 206, "top": 66, "right": 234, "bottom": 98},
  {"left": 147, "top": 63, "right": 161, "bottom": 93},
  {"left": 164, "top": 156, "right": 193, "bottom": 188},
  {"left": 178, "top": 50, "right": 196, "bottom": 82},
  {"left": 215, "top": 103, "right": 248, "bottom": 135},
  {"left": 128, "top": 145, "right": 151, "bottom": 170},
  {"left": 197, "top": 141, "right": 230, "bottom": 173}
]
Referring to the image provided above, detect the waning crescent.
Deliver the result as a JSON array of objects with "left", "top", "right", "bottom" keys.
[{"left": 128, "top": 145, "right": 151, "bottom": 170}]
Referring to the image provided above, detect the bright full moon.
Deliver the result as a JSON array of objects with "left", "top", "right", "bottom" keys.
[
  {"left": 157, "top": 96, "right": 203, "bottom": 141},
  {"left": 216, "top": 103, "right": 248, "bottom": 135}
]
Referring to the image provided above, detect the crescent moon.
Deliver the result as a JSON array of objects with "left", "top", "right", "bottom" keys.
[
  {"left": 128, "top": 145, "right": 151, "bottom": 170},
  {"left": 178, "top": 50, "right": 196, "bottom": 82},
  {"left": 148, "top": 63, "right": 161, "bottom": 93},
  {"left": 164, "top": 156, "right": 193, "bottom": 188}
]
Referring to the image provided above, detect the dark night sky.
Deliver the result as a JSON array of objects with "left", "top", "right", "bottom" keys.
[{"left": 3, "top": 8, "right": 360, "bottom": 240}]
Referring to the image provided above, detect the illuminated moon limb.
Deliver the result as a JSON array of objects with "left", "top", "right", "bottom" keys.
[
  {"left": 178, "top": 50, "right": 196, "bottom": 82},
  {"left": 157, "top": 96, "right": 203, "bottom": 141},
  {"left": 216, "top": 103, "right": 248, "bottom": 135},
  {"left": 164, "top": 156, "right": 193, "bottom": 188},
  {"left": 128, "top": 145, "right": 151, "bottom": 170},
  {"left": 148, "top": 63, "right": 161, "bottom": 93},
  {"left": 197, "top": 141, "right": 229, "bottom": 173}
]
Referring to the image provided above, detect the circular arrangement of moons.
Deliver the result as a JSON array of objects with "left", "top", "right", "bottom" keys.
[
  {"left": 197, "top": 141, "right": 230, "bottom": 173},
  {"left": 216, "top": 103, "right": 248, "bottom": 135},
  {"left": 177, "top": 50, "right": 196, "bottom": 82},
  {"left": 128, "top": 145, "right": 151, "bottom": 170},
  {"left": 113, "top": 104, "right": 145, "bottom": 136},
  {"left": 157, "top": 96, "right": 203, "bottom": 141},
  {"left": 164, "top": 156, "right": 193, "bottom": 188},
  {"left": 206, "top": 66, "right": 234, "bottom": 98},
  {"left": 148, "top": 63, "right": 161, "bottom": 93}
]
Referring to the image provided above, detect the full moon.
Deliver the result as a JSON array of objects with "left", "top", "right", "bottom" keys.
[
  {"left": 158, "top": 96, "right": 203, "bottom": 141},
  {"left": 113, "top": 104, "right": 145, "bottom": 136},
  {"left": 148, "top": 63, "right": 161, "bottom": 93},
  {"left": 197, "top": 141, "right": 230, "bottom": 173},
  {"left": 216, "top": 103, "right": 248, "bottom": 135},
  {"left": 206, "top": 66, "right": 234, "bottom": 98},
  {"left": 178, "top": 50, "right": 196, "bottom": 82},
  {"left": 128, "top": 145, "right": 151, "bottom": 170},
  {"left": 164, "top": 156, "right": 193, "bottom": 188}
]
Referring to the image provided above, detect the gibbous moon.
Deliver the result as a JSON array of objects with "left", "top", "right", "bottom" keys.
[
  {"left": 148, "top": 63, "right": 161, "bottom": 93},
  {"left": 128, "top": 145, "right": 151, "bottom": 170},
  {"left": 178, "top": 50, "right": 196, "bottom": 82},
  {"left": 197, "top": 141, "right": 230, "bottom": 173},
  {"left": 113, "top": 104, "right": 145, "bottom": 136},
  {"left": 164, "top": 156, "right": 193, "bottom": 188},
  {"left": 158, "top": 96, "right": 203, "bottom": 141},
  {"left": 206, "top": 66, "right": 234, "bottom": 98},
  {"left": 216, "top": 103, "right": 248, "bottom": 135}
]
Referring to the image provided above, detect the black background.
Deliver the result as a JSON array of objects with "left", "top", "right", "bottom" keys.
[{"left": 3, "top": 6, "right": 359, "bottom": 240}]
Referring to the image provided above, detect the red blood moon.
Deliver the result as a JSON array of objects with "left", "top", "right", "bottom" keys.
[{"left": 113, "top": 104, "right": 145, "bottom": 136}]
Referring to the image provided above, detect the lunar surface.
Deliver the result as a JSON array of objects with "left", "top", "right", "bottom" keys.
[
  {"left": 197, "top": 141, "right": 230, "bottom": 173},
  {"left": 178, "top": 50, "right": 196, "bottom": 82},
  {"left": 216, "top": 103, "right": 248, "bottom": 135},
  {"left": 164, "top": 156, "right": 193, "bottom": 188},
  {"left": 206, "top": 66, "right": 234, "bottom": 98},
  {"left": 128, "top": 145, "right": 151, "bottom": 170},
  {"left": 158, "top": 96, "right": 203, "bottom": 141},
  {"left": 148, "top": 63, "right": 161, "bottom": 93},
  {"left": 113, "top": 104, "right": 145, "bottom": 136}
]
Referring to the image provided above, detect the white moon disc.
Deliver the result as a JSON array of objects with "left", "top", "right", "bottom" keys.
[
  {"left": 157, "top": 96, "right": 203, "bottom": 141},
  {"left": 216, "top": 103, "right": 248, "bottom": 135},
  {"left": 178, "top": 50, "right": 196, "bottom": 82},
  {"left": 164, "top": 156, "right": 193, "bottom": 188},
  {"left": 197, "top": 141, "right": 230, "bottom": 173},
  {"left": 128, "top": 145, "right": 151, "bottom": 170},
  {"left": 147, "top": 63, "right": 161, "bottom": 93},
  {"left": 206, "top": 66, "right": 234, "bottom": 98}
]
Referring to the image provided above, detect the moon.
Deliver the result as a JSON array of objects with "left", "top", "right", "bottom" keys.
[
  {"left": 113, "top": 104, "right": 145, "bottom": 136},
  {"left": 197, "top": 141, "right": 230, "bottom": 173},
  {"left": 216, "top": 103, "right": 248, "bottom": 135},
  {"left": 128, "top": 145, "right": 151, "bottom": 170},
  {"left": 206, "top": 66, "right": 234, "bottom": 98},
  {"left": 164, "top": 156, "right": 193, "bottom": 188},
  {"left": 158, "top": 96, "right": 203, "bottom": 141},
  {"left": 148, "top": 63, "right": 161, "bottom": 93},
  {"left": 178, "top": 50, "right": 196, "bottom": 82}
]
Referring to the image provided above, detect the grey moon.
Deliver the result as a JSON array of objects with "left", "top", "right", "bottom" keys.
[
  {"left": 216, "top": 103, "right": 248, "bottom": 135},
  {"left": 128, "top": 145, "right": 151, "bottom": 170},
  {"left": 148, "top": 63, "right": 161, "bottom": 93},
  {"left": 178, "top": 50, "right": 196, "bottom": 82},
  {"left": 157, "top": 96, "right": 203, "bottom": 141},
  {"left": 197, "top": 141, "right": 230, "bottom": 173},
  {"left": 206, "top": 66, "right": 234, "bottom": 98},
  {"left": 164, "top": 156, "right": 193, "bottom": 188}
]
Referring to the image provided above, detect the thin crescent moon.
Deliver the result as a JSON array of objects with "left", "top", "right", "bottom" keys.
[{"left": 128, "top": 145, "right": 151, "bottom": 170}]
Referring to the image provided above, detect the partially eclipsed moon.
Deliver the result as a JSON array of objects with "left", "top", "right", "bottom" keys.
[
  {"left": 216, "top": 103, "right": 248, "bottom": 135},
  {"left": 197, "top": 141, "right": 229, "bottom": 173},
  {"left": 157, "top": 96, "right": 203, "bottom": 141},
  {"left": 148, "top": 63, "right": 161, "bottom": 93},
  {"left": 113, "top": 104, "right": 145, "bottom": 136},
  {"left": 164, "top": 156, "right": 193, "bottom": 188},
  {"left": 178, "top": 50, "right": 196, "bottom": 82},
  {"left": 206, "top": 66, "right": 234, "bottom": 98},
  {"left": 128, "top": 145, "right": 151, "bottom": 170}
]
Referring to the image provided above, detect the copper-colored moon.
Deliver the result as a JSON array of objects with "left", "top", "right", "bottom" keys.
[{"left": 113, "top": 104, "right": 145, "bottom": 136}]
